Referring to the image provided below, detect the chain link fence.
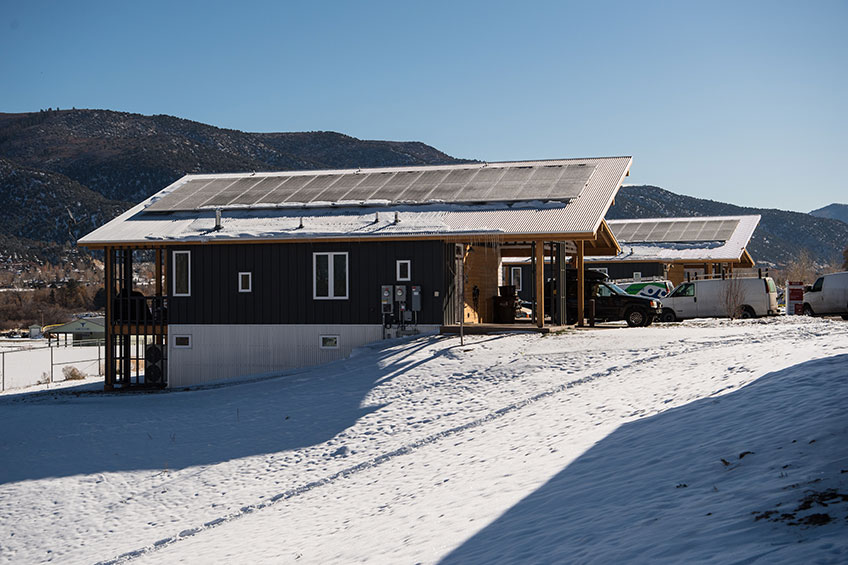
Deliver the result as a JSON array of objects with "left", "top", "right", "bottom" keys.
[{"left": 0, "top": 339, "right": 104, "bottom": 391}]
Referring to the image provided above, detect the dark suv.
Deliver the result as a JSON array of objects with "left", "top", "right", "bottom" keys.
[{"left": 563, "top": 269, "right": 662, "bottom": 326}]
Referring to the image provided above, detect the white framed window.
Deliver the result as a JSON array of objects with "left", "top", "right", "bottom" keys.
[
  {"left": 510, "top": 266, "right": 523, "bottom": 291},
  {"left": 173, "top": 335, "right": 192, "bottom": 349},
  {"left": 172, "top": 250, "right": 191, "bottom": 297},
  {"left": 396, "top": 259, "right": 411, "bottom": 281},
  {"left": 313, "top": 252, "right": 349, "bottom": 300},
  {"left": 238, "top": 271, "right": 252, "bottom": 293},
  {"left": 633, "top": 271, "right": 642, "bottom": 281},
  {"left": 319, "top": 335, "right": 339, "bottom": 349}
]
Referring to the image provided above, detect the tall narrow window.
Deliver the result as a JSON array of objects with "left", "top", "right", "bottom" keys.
[
  {"left": 510, "top": 266, "right": 522, "bottom": 291},
  {"left": 173, "top": 250, "right": 190, "bottom": 296},
  {"left": 396, "top": 259, "right": 411, "bottom": 281},
  {"left": 238, "top": 272, "right": 252, "bottom": 293},
  {"left": 313, "top": 252, "right": 348, "bottom": 299}
]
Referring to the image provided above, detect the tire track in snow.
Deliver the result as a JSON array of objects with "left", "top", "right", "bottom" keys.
[{"left": 95, "top": 328, "right": 815, "bottom": 564}]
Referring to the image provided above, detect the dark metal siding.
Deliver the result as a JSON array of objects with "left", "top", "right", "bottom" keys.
[
  {"left": 590, "top": 262, "right": 665, "bottom": 280},
  {"left": 169, "top": 241, "right": 447, "bottom": 325}
]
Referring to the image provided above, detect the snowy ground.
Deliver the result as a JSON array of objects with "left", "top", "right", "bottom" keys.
[{"left": 1, "top": 316, "right": 847, "bottom": 564}]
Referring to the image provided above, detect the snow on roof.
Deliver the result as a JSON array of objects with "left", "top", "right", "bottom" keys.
[
  {"left": 78, "top": 157, "right": 632, "bottom": 246},
  {"left": 586, "top": 215, "right": 760, "bottom": 263}
]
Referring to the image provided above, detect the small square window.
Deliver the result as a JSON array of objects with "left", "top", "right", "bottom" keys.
[
  {"left": 174, "top": 335, "right": 192, "bottom": 348},
  {"left": 319, "top": 335, "right": 339, "bottom": 349},
  {"left": 396, "top": 260, "right": 411, "bottom": 281},
  {"left": 238, "top": 272, "right": 252, "bottom": 293}
]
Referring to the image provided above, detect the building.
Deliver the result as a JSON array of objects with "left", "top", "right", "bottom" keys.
[
  {"left": 43, "top": 316, "right": 105, "bottom": 343},
  {"left": 79, "top": 157, "right": 631, "bottom": 389},
  {"left": 585, "top": 215, "right": 761, "bottom": 285}
]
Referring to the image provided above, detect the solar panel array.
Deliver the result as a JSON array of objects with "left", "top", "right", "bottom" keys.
[
  {"left": 144, "top": 163, "right": 597, "bottom": 212},
  {"left": 611, "top": 219, "right": 741, "bottom": 243}
]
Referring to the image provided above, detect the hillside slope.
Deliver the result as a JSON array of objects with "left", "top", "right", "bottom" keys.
[
  {"left": 611, "top": 185, "right": 848, "bottom": 269},
  {"left": 0, "top": 157, "right": 129, "bottom": 263},
  {"left": 810, "top": 203, "right": 848, "bottom": 225},
  {"left": 0, "top": 109, "right": 470, "bottom": 203}
]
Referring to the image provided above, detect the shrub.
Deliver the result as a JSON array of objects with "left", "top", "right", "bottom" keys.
[{"left": 62, "top": 366, "right": 86, "bottom": 380}]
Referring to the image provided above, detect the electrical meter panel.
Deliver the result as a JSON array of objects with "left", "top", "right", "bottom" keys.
[
  {"left": 394, "top": 285, "right": 407, "bottom": 303},
  {"left": 381, "top": 285, "right": 393, "bottom": 314}
]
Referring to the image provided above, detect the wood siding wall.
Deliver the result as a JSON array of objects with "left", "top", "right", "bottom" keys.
[{"left": 167, "top": 241, "right": 447, "bottom": 326}]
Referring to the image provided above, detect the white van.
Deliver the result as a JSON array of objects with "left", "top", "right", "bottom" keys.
[
  {"left": 616, "top": 280, "right": 674, "bottom": 299},
  {"left": 803, "top": 271, "right": 848, "bottom": 320},
  {"left": 659, "top": 276, "right": 779, "bottom": 322}
]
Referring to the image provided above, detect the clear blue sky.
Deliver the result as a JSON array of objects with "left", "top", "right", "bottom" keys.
[{"left": 2, "top": 1, "right": 846, "bottom": 212}]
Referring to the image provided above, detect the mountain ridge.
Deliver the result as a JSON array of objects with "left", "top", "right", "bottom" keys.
[{"left": 0, "top": 109, "right": 843, "bottom": 271}]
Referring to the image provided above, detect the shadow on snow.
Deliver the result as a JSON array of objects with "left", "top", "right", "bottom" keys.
[
  {"left": 441, "top": 354, "right": 848, "bottom": 565},
  {"left": 0, "top": 334, "right": 466, "bottom": 484}
]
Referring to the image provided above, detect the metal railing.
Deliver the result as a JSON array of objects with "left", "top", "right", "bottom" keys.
[{"left": 111, "top": 295, "right": 168, "bottom": 326}]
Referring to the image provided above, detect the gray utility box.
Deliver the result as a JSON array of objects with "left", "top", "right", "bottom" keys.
[{"left": 411, "top": 285, "right": 422, "bottom": 311}]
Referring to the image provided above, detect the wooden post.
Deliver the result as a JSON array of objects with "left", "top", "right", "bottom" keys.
[
  {"left": 104, "top": 246, "right": 114, "bottom": 390},
  {"left": 577, "top": 240, "right": 585, "bottom": 327},
  {"left": 535, "top": 240, "right": 545, "bottom": 328}
]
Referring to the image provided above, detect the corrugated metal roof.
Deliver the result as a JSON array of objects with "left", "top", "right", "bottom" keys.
[
  {"left": 78, "top": 157, "right": 632, "bottom": 246},
  {"left": 586, "top": 215, "right": 760, "bottom": 263}
]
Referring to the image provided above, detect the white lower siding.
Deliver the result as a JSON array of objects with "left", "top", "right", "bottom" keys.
[{"left": 166, "top": 324, "right": 438, "bottom": 388}]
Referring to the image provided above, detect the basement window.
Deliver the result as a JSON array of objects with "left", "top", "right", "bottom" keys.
[
  {"left": 319, "top": 335, "right": 339, "bottom": 349},
  {"left": 172, "top": 251, "right": 191, "bottom": 296},
  {"left": 313, "top": 252, "right": 348, "bottom": 299},
  {"left": 238, "top": 272, "right": 252, "bottom": 293},
  {"left": 173, "top": 335, "right": 192, "bottom": 349}
]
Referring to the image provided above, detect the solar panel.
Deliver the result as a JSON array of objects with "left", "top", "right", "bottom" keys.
[
  {"left": 199, "top": 177, "right": 262, "bottom": 208},
  {"left": 145, "top": 162, "right": 599, "bottom": 212},
  {"left": 395, "top": 170, "right": 451, "bottom": 202},
  {"left": 145, "top": 178, "right": 215, "bottom": 212},
  {"left": 229, "top": 177, "right": 285, "bottom": 206},
  {"left": 284, "top": 174, "right": 344, "bottom": 203},
  {"left": 256, "top": 176, "right": 314, "bottom": 205},
  {"left": 340, "top": 172, "right": 393, "bottom": 201},
  {"left": 458, "top": 167, "right": 505, "bottom": 201},
  {"left": 486, "top": 167, "right": 534, "bottom": 200},
  {"left": 612, "top": 219, "right": 741, "bottom": 243}
]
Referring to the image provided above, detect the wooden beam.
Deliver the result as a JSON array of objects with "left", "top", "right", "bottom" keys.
[
  {"left": 104, "top": 247, "right": 113, "bottom": 390},
  {"left": 577, "top": 240, "right": 585, "bottom": 327},
  {"left": 535, "top": 240, "right": 545, "bottom": 328},
  {"left": 78, "top": 231, "right": 607, "bottom": 249}
]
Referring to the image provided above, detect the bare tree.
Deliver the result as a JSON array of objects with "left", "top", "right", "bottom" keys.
[
  {"left": 784, "top": 250, "right": 817, "bottom": 283},
  {"left": 843, "top": 245, "right": 848, "bottom": 271},
  {"left": 722, "top": 277, "right": 746, "bottom": 319}
]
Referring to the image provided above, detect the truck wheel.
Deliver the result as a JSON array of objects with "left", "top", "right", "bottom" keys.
[
  {"left": 739, "top": 306, "right": 756, "bottom": 319},
  {"left": 803, "top": 304, "right": 815, "bottom": 316},
  {"left": 625, "top": 307, "right": 647, "bottom": 327},
  {"left": 659, "top": 308, "right": 676, "bottom": 323}
]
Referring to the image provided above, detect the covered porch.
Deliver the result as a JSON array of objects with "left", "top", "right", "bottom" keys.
[{"left": 441, "top": 221, "right": 621, "bottom": 332}]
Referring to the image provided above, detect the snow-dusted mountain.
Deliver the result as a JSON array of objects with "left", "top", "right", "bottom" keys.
[
  {"left": 810, "top": 203, "right": 848, "bottom": 225},
  {"left": 611, "top": 185, "right": 848, "bottom": 269}
]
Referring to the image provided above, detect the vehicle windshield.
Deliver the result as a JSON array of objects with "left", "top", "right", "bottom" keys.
[
  {"left": 607, "top": 283, "right": 629, "bottom": 295},
  {"left": 670, "top": 283, "right": 695, "bottom": 297}
]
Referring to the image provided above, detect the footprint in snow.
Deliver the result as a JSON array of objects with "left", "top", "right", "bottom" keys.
[{"left": 330, "top": 446, "right": 351, "bottom": 458}]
